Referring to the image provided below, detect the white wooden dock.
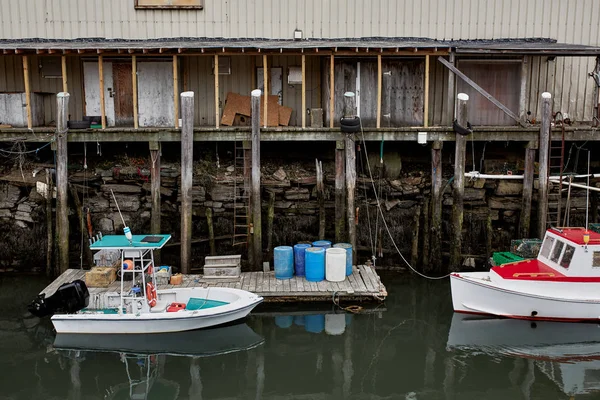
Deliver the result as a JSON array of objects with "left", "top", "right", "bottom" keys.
[{"left": 42, "top": 266, "right": 387, "bottom": 303}]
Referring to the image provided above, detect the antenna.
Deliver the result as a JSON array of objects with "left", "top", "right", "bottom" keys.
[
  {"left": 111, "top": 189, "right": 133, "bottom": 244},
  {"left": 586, "top": 150, "right": 590, "bottom": 232}
]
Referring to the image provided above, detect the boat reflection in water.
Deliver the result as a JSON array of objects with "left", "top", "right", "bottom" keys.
[
  {"left": 53, "top": 321, "right": 264, "bottom": 400},
  {"left": 447, "top": 313, "right": 600, "bottom": 397}
]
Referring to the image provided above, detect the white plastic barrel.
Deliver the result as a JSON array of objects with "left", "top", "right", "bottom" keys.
[
  {"left": 325, "top": 248, "right": 346, "bottom": 282},
  {"left": 325, "top": 313, "right": 346, "bottom": 335}
]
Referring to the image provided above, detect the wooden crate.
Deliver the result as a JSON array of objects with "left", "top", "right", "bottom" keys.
[
  {"left": 204, "top": 255, "right": 241, "bottom": 278},
  {"left": 85, "top": 267, "right": 117, "bottom": 288}
]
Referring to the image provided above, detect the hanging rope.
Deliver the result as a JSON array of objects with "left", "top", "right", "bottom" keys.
[{"left": 357, "top": 141, "right": 376, "bottom": 263}]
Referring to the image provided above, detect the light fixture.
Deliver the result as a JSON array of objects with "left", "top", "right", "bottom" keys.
[{"left": 294, "top": 29, "right": 303, "bottom": 40}]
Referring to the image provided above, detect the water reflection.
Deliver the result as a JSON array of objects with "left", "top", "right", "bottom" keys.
[{"left": 447, "top": 313, "right": 600, "bottom": 397}]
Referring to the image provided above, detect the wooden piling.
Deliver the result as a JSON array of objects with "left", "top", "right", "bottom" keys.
[
  {"left": 421, "top": 196, "right": 430, "bottom": 268},
  {"left": 429, "top": 141, "right": 443, "bottom": 272},
  {"left": 344, "top": 93, "right": 357, "bottom": 263},
  {"left": 46, "top": 169, "right": 54, "bottom": 277},
  {"left": 61, "top": 56, "right": 68, "bottom": 93},
  {"left": 538, "top": 92, "right": 552, "bottom": 237},
  {"left": 376, "top": 54, "right": 382, "bottom": 128},
  {"left": 262, "top": 56, "right": 268, "bottom": 128},
  {"left": 266, "top": 190, "right": 275, "bottom": 262},
  {"left": 450, "top": 93, "right": 469, "bottom": 271},
  {"left": 316, "top": 158, "right": 325, "bottom": 240},
  {"left": 22, "top": 55, "right": 32, "bottom": 129},
  {"left": 173, "top": 56, "right": 179, "bottom": 129},
  {"left": 410, "top": 205, "right": 422, "bottom": 269},
  {"left": 214, "top": 55, "right": 220, "bottom": 128},
  {"left": 335, "top": 140, "right": 346, "bottom": 243},
  {"left": 520, "top": 141, "right": 537, "bottom": 238},
  {"left": 251, "top": 89, "right": 263, "bottom": 270},
  {"left": 56, "top": 92, "right": 70, "bottom": 273},
  {"left": 382, "top": 70, "right": 392, "bottom": 127},
  {"left": 424, "top": 55, "right": 430, "bottom": 128},
  {"left": 180, "top": 91, "right": 194, "bottom": 274},
  {"left": 149, "top": 141, "right": 161, "bottom": 264},
  {"left": 69, "top": 184, "right": 93, "bottom": 268},
  {"left": 132, "top": 56, "right": 139, "bottom": 129},
  {"left": 446, "top": 53, "right": 456, "bottom": 124},
  {"left": 206, "top": 207, "right": 216, "bottom": 256},
  {"left": 301, "top": 55, "right": 306, "bottom": 128},
  {"left": 329, "top": 55, "right": 335, "bottom": 128}
]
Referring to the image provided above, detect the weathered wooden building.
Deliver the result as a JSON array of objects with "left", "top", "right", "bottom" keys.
[{"left": 0, "top": 0, "right": 599, "bottom": 273}]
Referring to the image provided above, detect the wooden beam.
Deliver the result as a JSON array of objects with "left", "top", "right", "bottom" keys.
[
  {"left": 377, "top": 54, "right": 382, "bottom": 128},
  {"left": 77, "top": 49, "right": 85, "bottom": 54},
  {"left": 263, "top": 55, "right": 268, "bottom": 128},
  {"left": 302, "top": 54, "right": 306, "bottom": 128},
  {"left": 180, "top": 92, "right": 195, "bottom": 274},
  {"left": 437, "top": 56, "right": 526, "bottom": 127},
  {"left": 22, "top": 55, "right": 32, "bottom": 129},
  {"left": 335, "top": 140, "right": 346, "bottom": 243},
  {"left": 150, "top": 141, "right": 161, "bottom": 264},
  {"left": 538, "top": 92, "right": 552, "bottom": 236},
  {"left": 447, "top": 53, "right": 456, "bottom": 124},
  {"left": 36, "top": 49, "right": 46, "bottom": 55},
  {"left": 98, "top": 55, "right": 106, "bottom": 129},
  {"left": 330, "top": 54, "right": 334, "bottom": 128},
  {"left": 214, "top": 55, "right": 220, "bottom": 128},
  {"left": 428, "top": 141, "right": 443, "bottom": 272},
  {"left": 251, "top": 89, "right": 263, "bottom": 270},
  {"left": 56, "top": 92, "right": 70, "bottom": 273},
  {"left": 132, "top": 55, "right": 139, "bottom": 129},
  {"left": 344, "top": 93, "right": 357, "bottom": 263},
  {"left": 450, "top": 93, "right": 469, "bottom": 272},
  {"left": 424, "top": 55, "right": 430, "bottom": 127},
  {"left": 520, "top": 142, "right": 536, "bottom": 238},
  {"left": 173, "top": 55, "right": 179, "bottom": 128},
  {"left": 519, "top": 56, "right": 529, "bottom": 123},
  {"left": 61, "top": 55, "right": 68, "bottom": 93}
]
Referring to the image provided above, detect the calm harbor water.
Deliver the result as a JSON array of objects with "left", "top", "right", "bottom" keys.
[{"left": 2, "top": 273, "right": 598, "bottom": 400}]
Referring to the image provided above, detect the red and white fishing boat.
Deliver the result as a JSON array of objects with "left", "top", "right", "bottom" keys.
[{"left": 451, "top": 227, "right": 600, "bottom": 322}]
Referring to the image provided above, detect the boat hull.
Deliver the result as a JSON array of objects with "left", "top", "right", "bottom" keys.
[
  {"left": 51, "top": 287, "right": 263, "bottom": 334},
  {"left": 450, "top": 272, "right": 600, "bottom": 322}
]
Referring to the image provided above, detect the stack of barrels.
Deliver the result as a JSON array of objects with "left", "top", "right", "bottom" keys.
[{"left": 273, "top": 241, "right": 353, "bottom": 282}]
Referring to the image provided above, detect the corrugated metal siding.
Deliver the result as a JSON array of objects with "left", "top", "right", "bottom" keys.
[{"left": 0, "top": 0, "right": 598, "bottom": 44}]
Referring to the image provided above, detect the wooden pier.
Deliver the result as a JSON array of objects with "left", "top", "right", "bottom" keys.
[{"left": 42, "top": 266, "right": 387, "bottom": 304}]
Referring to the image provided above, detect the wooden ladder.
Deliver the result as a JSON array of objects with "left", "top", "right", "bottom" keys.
[
  {"left": 232, "top": 137, "right": 250, "bottom": 247},
  {"left": 546, "top": 119, "right": 565, "bottom": 228}
]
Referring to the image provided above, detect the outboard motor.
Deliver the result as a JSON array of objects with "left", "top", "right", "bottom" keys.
[{"left": 28, "top": 279, "right": 89, "bottom": 318}]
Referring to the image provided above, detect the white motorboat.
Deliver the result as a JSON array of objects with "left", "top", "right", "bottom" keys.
[
  {"left": 450, "top": 227, "right": 600, "bottom": 322},
  {"left": 30, "top": 234, "right": 263, "bottom": 334}
]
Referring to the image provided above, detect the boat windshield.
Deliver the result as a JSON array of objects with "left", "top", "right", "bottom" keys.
[
  {"left": 550, "top": 240, "right": 565, "bottom": 263},
  {"left": 560, "top": 244, "right": 575, "bottom": 269},
  {"left": 540, "top": 236, "right": 555, "bottom": 259}
]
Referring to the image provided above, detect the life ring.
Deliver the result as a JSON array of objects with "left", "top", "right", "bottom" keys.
[{"left": 146, "top": 282, "right": 157, "bottom": 307}]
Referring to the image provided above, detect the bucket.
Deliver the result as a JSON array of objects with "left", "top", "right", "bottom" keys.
[
  {"left": 293, "top": 243, "right": 311, "bottom": 276},
  {"left": 312, "top": 240, "right": 332, "bottom": 249},
  {"left": 333, "top": 243, "right": 353, "bottom": 276},
  {"left": 326, "top": 248, "right": 346, "bottom": 282},
  {"left": 305, "top": 247, "right": 325, "bottom": 282},
  {"left": 305, "top": 314, "right": 325, "bottom": 333},
  {"left": 325, "top": 313, "right": 346, "bottom": 335},
  {"left": 274, "top": 246, "right": 294, "bottom": 280}
]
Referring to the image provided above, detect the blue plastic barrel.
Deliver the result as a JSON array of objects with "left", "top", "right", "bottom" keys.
[
  {"left": 312, "top": 240, "right": 332, "bottom": 249},
  {"left": 305, "top": 314, "right": 325, "bottom": 333},
  {"left": 274, "top": 246, "right": 294, "bottom": 280},
  {"left": 333, "top": 243, "right": 353, "bottom": 276},
  {"left": 305, "top": 247, "right": 326, "bottom": 282},
  {"left": 275, "top": 315, "right": 294, "bottom": 329},
  {"left": 293, "top": 243, "right": 311, "bottom": 276}
]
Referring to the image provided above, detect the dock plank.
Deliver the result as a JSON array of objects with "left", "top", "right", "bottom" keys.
[
  {"left": 361, "top": 265, "right": 381, "bottom": 293},
  {"left": 347, "top": 270, "right": 366, "bottom": 293},
  {"left": 283, "top": 278, "right": 291, "bottom": 293},
  {"left": 358, "top": 266, "right": 376, "bottom": 292},
  {"left": 255, "top": 272, "right": 264, "bottom": 293}
]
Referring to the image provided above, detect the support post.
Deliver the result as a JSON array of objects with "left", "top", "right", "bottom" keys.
[
  {"left": 410, "top": 205, "right": 422, "bottom": 269},
  {"left": 149, "top": 141, "right": 161, "bottom": 263},
  {"left": 424, "top": 55, "right": 430, "bottom": 127},
  {"left": 98, "top": 56, "right": 106, "bottom": 129},
  {"left": 206, "top": 207, "right": 216, "bottom": 256},
  {"left": 46, "top": 169, "right": 54, "bottom": 277},
  {"left": 22, "top": 55, "right": 32, "bottom": 129},
  {"left": 376, "top": 54, "right": 382, "bottom": 128},
  {"left": 180, "top": 92, "right": 194, "bottom": 274},
  {"left": 335, "top": 140, "right": 346, "bottom": 243},
  {"left": 450, "top": 93, "right": 469, "bottom": 271},
  {"left": 382, "top": 70, "right": 391, "bottom": 127},
  {"left": 262, "top": 56, "right": 268, "bottom": 128},
  {"left": 329, "top": 54, "right": 335, "bottom": 128},
  {"left": 519, "top": 56, "right": 529, "bottom": 123},
  {"left": 538, "top": 92, "right": 552, "bottom": 237},
  {"left": 56, "top": 93, "right": 70, "bottom": 273},
  {"left": 446, "top": 53, "right": 455, "bottom": 124},
  {"left": 173, "top": 56, "right": 179, "bottom": 129},
  {"left": 132, "top": 56, "right": 139, "bottom": 129},
  {"left": 302, "top": 55, "right": 306, "bottom": 128},
  {"left": 429, "top": 141, "right": 443, "bottom": 272},
  {"left": 214, "top": 55, "right": 220, "bottom": 128},
  {"left": 69, "top": 184, "right": 93, "bottom": 268},
  {"left": 316, "top": 159, "right": 325, "bottom": 240},
  {"left": 251, "top": 89, "right": 263, "bottom": 270},
  {"left": 61, "top": 55, "right": 68, "bottom": 93},
  {"left": 421, "top": 197, "right": 430, "bottom": 268},
  {"left": 520, "top": 141, "right": 537, "bottom": 238},
  {"left": 344, "top": 92, "right": 357, "bottom": 263},
  {"left": 266, "top": 190, "right": 275, "bottom": 262}
]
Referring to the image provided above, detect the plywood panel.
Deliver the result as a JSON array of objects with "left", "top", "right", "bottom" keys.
[
  {"left": 84, "top": 61, "right": 115, "bottom": 126},
  {"left": 137, "top": 61, "right": 174, "bottom": 127},
  {"left": 113, "top": 63, "right": 134, "bottom": 127}
]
